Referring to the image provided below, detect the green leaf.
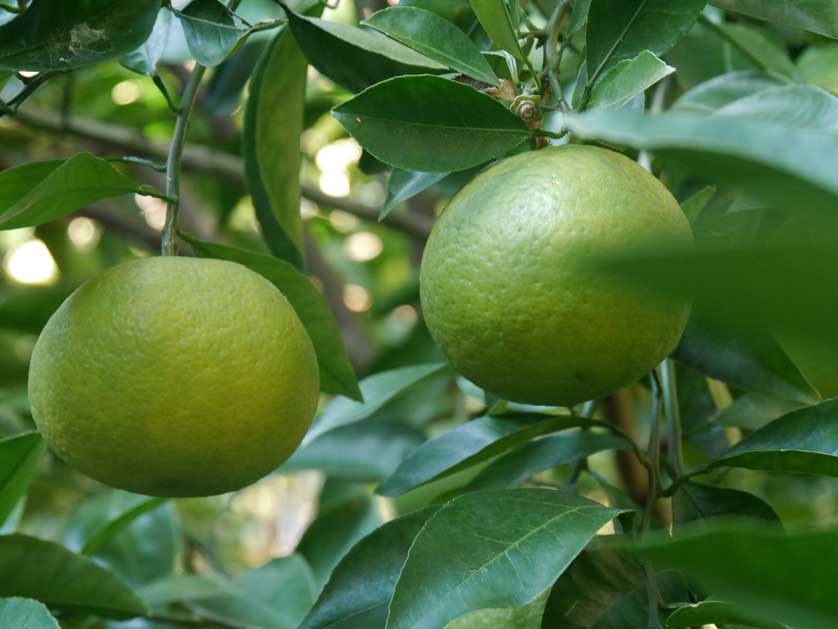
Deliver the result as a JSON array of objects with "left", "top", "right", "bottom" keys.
[
  {"left": 717, "top": 22, "right": 798, "bottom": 78},
  {"left": 667, "top": 598, "right": 791, "bottom": 628},
  {"left": 673, "top": 316, "right": 819, "bottom": 405},
  {"left": 710, "top": 0, "right": 838, "bottom": 39},
  {"left": 283, "top": 5, "right": 445, "bottom": 93},
  {"left": 586, "top": 0, "right": 705, "bottom": 84},
  {"left": 680, "top": 185, "right": 715, "bottom": 222},
  {"left": 242, "top": 27, "right": 305, "bottom": 266},
  {"left": 706, "top": 398, "right": 838, "bottom": 477},
  {"left": 672, "top": 71, "right": 784, "bottom": 114},
  {"left": 562, "top": 109, "right": 838, "bottom": 212},
  {"left": 0, "top": 154, "right": 154, "bottom": 230},
  {"left": 185, "top": 237, "right": 361, "bottom": 400},
  {"left": 588, "top": 50, "right": 675, "bottom": 111},
  {"left": 444, "top": 591, "right": 549, "bottom": 629},
  {"left": 64, "top": 491, "right": 179, "bottom": 586},
  {"left": 0, "top": 432, "right": 43, "bottom": 527},
  {"left": 712, "top": 392, "right": 804, "bottom": 431},
  {"left": 673, "top": 482, "right": 781, "bottom": 525},
  {"left": 631, "top": 522, "right": 838, "bottom": 629},
  {"left": 387, "top": 489, "right": 620, "bottom": 629},
  {"left": 466, "top": 430, "right": 626, "bottom": 491},
  {"left": 120, "top": 8, "right": 172, "bottom": 76},
  {"left": 77, "top": 496, "right": 167, "bottom": 557},
  {"left": 298, "top": 493, "right": 381, "bottom": 591},
  {"left": 284, "top": 421, "right": 425, "bottom": 481},
  {"left": 543, "top": 547, "right": 689, "bottom": 628},
  {"left": 798, "top": 43, "right": 838, "bottom": 93},
  {"left": 178, "top": 0, "right": 246, "bottom": 67},
  {"left": 139, "top": 574, "right": 220, "bottom": 608},
  {"left": 399, "top": 0, "right": 474, "bottom": 29},
  {"left": 0, "top": 598, "right": 59, "bottom": 629},
  {"left": 378, "top": 414, "right": 609, "bottom": 497},
  {"left": 713, "top": 84, "right": 838, "bottom": 134},
  {"left": 302, "top": 507, "right": 439, "bottom": 629},
  {"left": 364, "top": 7, "right": 499, "bottom": 86},
  {"left": 0, "top": 534, "right": 147, "bottom": 619},
  {"left": 190, "top": 555, "right": 317, "bottom": 629},
  {"left": 333, "top": 75, "right": 529, "bottom": 172},
  {"left": 381, "top": 170, "right": 448, "bottom": 219},
  {"left": 566, "top": 0, "right": 591, "bottom": 36},
  {"left": 0, "top": 0, "right": 160, "bottom": 70},
  {"left": 305, "top": 363, "right": 448, "bottom": 443},
  {"left": 468, "top": 0, "right": 524, "bottom": 61}
]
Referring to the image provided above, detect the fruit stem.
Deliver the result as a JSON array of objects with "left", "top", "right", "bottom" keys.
[
  {"left": 640, "top": 371, "right": 662, "bottom": 535},
  {"left": 659, "top": 359, "right": 685, "bottom": 476},
  {"left": 160, "top": 64, "right": 205, "bottom": 256}
]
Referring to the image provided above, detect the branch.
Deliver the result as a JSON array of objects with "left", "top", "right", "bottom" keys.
[{"left": 12, "top": 107, "right": 433, "bottom": 240}]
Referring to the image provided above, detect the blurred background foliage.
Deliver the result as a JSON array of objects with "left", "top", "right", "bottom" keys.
[{"left": 0, "top": 2, "right": 836, "bottom": 625}]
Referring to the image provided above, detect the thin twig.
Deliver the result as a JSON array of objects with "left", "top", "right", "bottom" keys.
[
  {"left": 659, "top": 359, "right": 684, "bottom": 476},
  {"left": 161, "top": 64, "right": 206, "bottom": 255},
  {"left": 10, "top": 107, "right": 433, "bottom": 240}
]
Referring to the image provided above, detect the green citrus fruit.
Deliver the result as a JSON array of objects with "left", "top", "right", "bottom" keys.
[
  {"left": 28, "top": 257, "right": 319, "bottom": 497},
  {"left": 420, "top": 145, "right": 693, "bottom": 406}
]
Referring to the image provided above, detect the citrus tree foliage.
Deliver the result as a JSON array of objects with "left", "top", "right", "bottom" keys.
[{"left": 0, "top": 1, "right": 837, "bottom": 629}]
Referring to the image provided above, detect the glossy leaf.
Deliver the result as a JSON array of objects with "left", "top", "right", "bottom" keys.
[
  {"left": 364, "top": 7, "right": 499, "bottom": 86},
  {"left": 567, "top": 0, "right": 591, "bottom": 36},
  {"left": 284, "top": 6, "right": 445, "bottom": 93},
  {"left": 298, "top": 494, "right": 381, "bottom": 591},
  {"left": 381, "top": 170, "right": 448, "bottom": 219},
  {"left": 387, "top": 489, "right": 620, "bottom": 629},
  {"left": 0, "top": 432, "right": 43, "bottom": 527},
  {"left": 673, "top": 482, "right": 781, "bottom": 525},
  {"left": 302, "top": 507, "right": 439, "bottom": 629},
  {"left": 632, "top": 523, "right": 838, "bottom": 629},
  {"left": 710, "top": 0, "right": 838, "bottom": 39},
  {"left": 378, "top": 414, "right": 605, "bottom": 496},
  {"left": 707, "top": 398, "right": 838, "bottom": 476},
  {"left": 0, "top": 534, "right": 147, "bottom": 618},
  {"left": 284, "top": 421, "right": 425, "bottom": 481},
  {"left": 713, "top": 84, "right": 838, "bottom": 134},
  {"left": 798, "top": 43, "right": 838, "bottom": 93},
  {"left": 586, "top": 0, "right": 705, "bottom": 83},
  {"left": 333, "top": 75, "right": 529, "bottom": 172},
  {"left": 721, "top": 23, "right": 797, "bottom": 77},
  {"left": 543, "top": 547, "right": 689, "bottom": 628},
  {"left": 712, "top": 392, "right": 803, "bottom": 431},
  {"left": 305, "top": 363, "right": 447, "bottom": 443},
  {"left": 0, "top": 154, "right": 154, "bottom": 230},
  {"left": 563, "top": 109, "right": 838, "bottom": 213},
  {"left": 179, "top": 0, "right": 246, "bottom": 67},
  {"left": 444, "top": 591, "right": 549, "bottom": 629},
  {"left": 185, "top": 237, "right": 361, "bottom": 400},
  {"left": 466, "top": 431, "right": 626, "bottom": 491},
  {"left": 120, "top": 8, "right": 172, "bottom": 75},
  {"left": 680, "top": 185, "right": 715, "bottom": 222},
  {"left": 242, "top": 27, "right": 306, "bottom": 266},
  {"left": 667, "top": 598, "right": 791, "bottom": 628},
  {"left": 672, "top": 71, "right": 783, "bottom": 114},
  {"left": 64, "top": 491, "right": 179, "bottom": 586},
  {"left": 588, "top": 50, "right": 675, "bottom": 111},
  {"left": 0, "top": 598, "right": 59, "bottom": 629},
  {"left": 673, "top": 316, "right": 819, "bottom": 405},
  {"left": 191, "top": 555, "right": 317, "bottom": 629},
  {"left": 138, "top": 574, "right": 220, "bottom": 608},
  {"left": 468, "top": 0, "right": 524, "bottom": 60},
  {"left": 0, "top": 0, "right": 159, "bottom": 70}
]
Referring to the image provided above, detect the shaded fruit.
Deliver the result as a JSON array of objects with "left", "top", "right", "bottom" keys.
[{"left": 420, "top": 145, "right": 693, "bottom": 406}]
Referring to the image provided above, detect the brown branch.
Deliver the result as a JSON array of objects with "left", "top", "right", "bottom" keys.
[{"left": 12, "top": 106, "right": 433, "bottom": 240}]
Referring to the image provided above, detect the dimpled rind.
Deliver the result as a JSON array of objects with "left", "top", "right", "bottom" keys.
[
  {"left": 420, "top": 145, "right": 694, "bottom": 406},
  {"left": 28, "top": 257, "right": 320, "bottom": 497}
]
